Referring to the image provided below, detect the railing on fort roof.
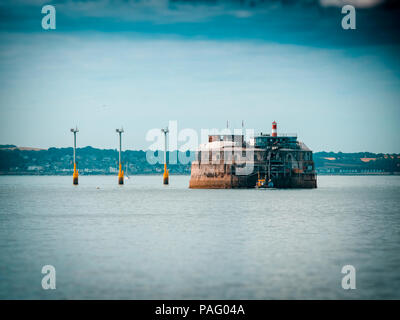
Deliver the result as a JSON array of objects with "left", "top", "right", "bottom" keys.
[
  {"left": 257, "top": 133, "right": 297, "bottom": 137},
  {"left": 278, "top": 133, "right": 297, "bottom": 137}
]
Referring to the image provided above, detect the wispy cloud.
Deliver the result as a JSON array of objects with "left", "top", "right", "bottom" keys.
[{"left": 0, "top": 0, "right": 399, "bottom": 47}]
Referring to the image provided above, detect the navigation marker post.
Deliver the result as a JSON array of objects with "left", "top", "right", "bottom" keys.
[
  {"left": 161, "top": 127, "right": 169, "bottom": 185},
  {"left": 70, "top": 127, "right": 79, "bottom": 185},
  {"left": 116, "top": 128, "right": 124, "bottom": 185}
]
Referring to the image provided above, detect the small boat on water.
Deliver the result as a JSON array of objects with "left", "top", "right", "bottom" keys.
[{"left": 256, "top": 173, "right": 274, "bottom": 189}]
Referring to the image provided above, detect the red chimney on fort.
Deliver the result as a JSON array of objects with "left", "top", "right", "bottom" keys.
[{"left": 272, "top": 121, "right": 277, "bottom": 137}]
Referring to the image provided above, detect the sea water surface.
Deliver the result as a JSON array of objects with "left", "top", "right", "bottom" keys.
[{"left": 0, "top": 175, "right": 399, "bottom": 299}]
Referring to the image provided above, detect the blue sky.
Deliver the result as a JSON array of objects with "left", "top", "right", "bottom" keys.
[{"left": 0, "top": 0, "right": 399, "bottom": 152}]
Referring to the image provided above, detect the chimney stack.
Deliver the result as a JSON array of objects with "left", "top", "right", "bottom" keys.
[{"left": 272, "top": 121, "right": 277, "bottom": 137}]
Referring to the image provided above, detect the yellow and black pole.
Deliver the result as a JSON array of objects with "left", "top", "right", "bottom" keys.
[
  {"left": 161, "top": 127, "right": 169, "bottom": 185},
  {"left": 70, "top": 127, "right": 79, "bottom": 185},
  {"left": 116, "top": 127, "right": 124, "bottom": 185}
]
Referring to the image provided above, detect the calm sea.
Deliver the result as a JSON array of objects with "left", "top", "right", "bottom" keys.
[{"left": 0, "top": 175, "right": 399, "bottom": 299}]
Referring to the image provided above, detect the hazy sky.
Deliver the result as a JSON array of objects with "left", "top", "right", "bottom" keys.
[{"left": 0, "top": 0, "right": 399, "bottom": 153}]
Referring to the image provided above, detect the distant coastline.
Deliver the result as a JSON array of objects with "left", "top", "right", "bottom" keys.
[
  {"left": 1, "top": 145, "right": 399, "bottom": 176},
  {"left": 1, "top": 173, "right": 399, "bottom": 177}
]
